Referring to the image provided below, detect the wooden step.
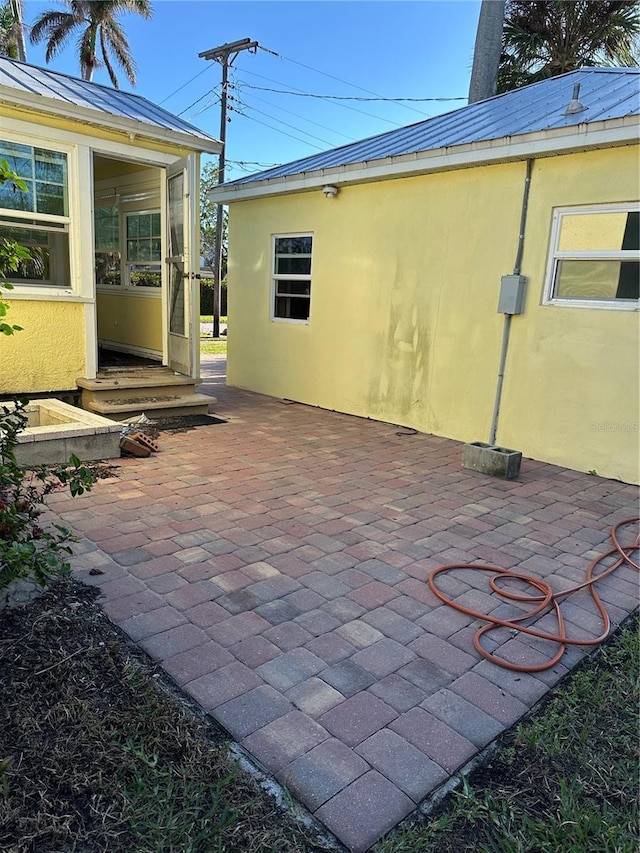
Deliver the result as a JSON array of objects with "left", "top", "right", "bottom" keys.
[
  {"left": 77, "top": 374, "right": 201, "bottom": 392},
  {"left": 79, "top": 381, "right": 204, "bottom": 404},
  {"left": 77, "top": 368, "right": 215, "bottom": 421},
  {"left": 83, "top": 392, "right": 216, "bottom": 421}
]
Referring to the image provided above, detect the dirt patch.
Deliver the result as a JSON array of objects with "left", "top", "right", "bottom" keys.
[
  {"left": 83, "top": 462, "right": 121, "bottom": 480},
  {"left": 0, "top": 580, "right": 341, "bottom": 853}
]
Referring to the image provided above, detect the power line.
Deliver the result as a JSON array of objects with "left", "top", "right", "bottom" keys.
[
  {"left": 230, "top": 109, "right": 325, "bottom": 151},
  {"left": 229, "top": 94, "right": 338, "bottom": 147},
  {"left": 190, "top": 92, "right": 223, "bottom": 120},
  {"left": 239, "top": 81, "right": 466, "bottom": 103},
  {"left": 177, "top": 88, "right": 219, "bottom": 118},
  {"left": 235, "top": 67, "right": 405, "bottom": 128},
  {"left": 180, "top": 81, "right": 345, "bottom": 148},
  {"left": 158, "top": 64, "right": 215, "bottom": 105},
  {"left": 159, "top": 41, "right": 462, "bottom": 120},
  {"left": 262, "top": 48, "right": 458, "bottom": 118},
  {"left": 230, "top": 161, "right": 282, "bottom": 174},
  {"left": 228, "top": 159, "right": 281, "bottom": 168},
  {"left": 229, "top": 81, "right": 356, "bottom": 143}
]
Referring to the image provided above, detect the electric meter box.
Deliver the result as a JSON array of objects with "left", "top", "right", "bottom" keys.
[{"left": 498, "top": 275, "right": 527, "bottom": 314}]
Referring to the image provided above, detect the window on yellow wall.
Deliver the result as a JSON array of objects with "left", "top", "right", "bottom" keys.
[
  {"left": 544, "top": 205, "right": 639, "bottom": 308},
  {"left": 272, "top": 234, "right": 312, "bottom": 321},
  {"left": 0, "top": 140, "right": 71, "bottom": 288},
  {"left": 126, "top": 211, "right": 162, "bottom": 289}
]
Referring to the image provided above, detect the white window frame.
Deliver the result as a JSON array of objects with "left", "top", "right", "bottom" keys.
[
  {"left": 543, "top": 202, "right": 639, "bottom": 311},
  {"left": 124, "top": 208, "right": 162, "bottom": 292},
  {"left": 94, "top": 175, "right": 166, "bottom": 299},
  {"left": 0, "top": 136, "right": 75, "bottom": 294},
  {"left": 271, "top": 232, "right": 313, "bottom": 324},
  {"left": 94, "top": 201, "right": 121, "bottom": 289}
]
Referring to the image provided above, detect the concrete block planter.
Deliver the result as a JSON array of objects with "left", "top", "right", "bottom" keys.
[
  {"left": 462, "top": 441, "right": 522, "bottom": 480},
  {"left": 1, "top": 398, "right": 123, "bottom": 466}
]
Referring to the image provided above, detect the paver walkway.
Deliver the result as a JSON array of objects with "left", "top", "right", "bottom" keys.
[{"left": 47, "top": 355, "right": 639, "bottom": 852}]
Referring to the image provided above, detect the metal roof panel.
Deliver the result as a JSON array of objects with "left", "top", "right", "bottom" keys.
[
  {"left": 0, "top": 57, "right": 220, "bottom": 148},
  {"left": 226, "top": 68, "right": 639, "bottom": 187}
]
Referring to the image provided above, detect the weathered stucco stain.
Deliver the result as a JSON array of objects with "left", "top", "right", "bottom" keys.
[{"left": 226, "top": 145, "right": 639, "bottom": 483}]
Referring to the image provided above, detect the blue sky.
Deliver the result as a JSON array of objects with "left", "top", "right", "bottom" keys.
[{"left": 22, "top": 1, "right": 482, "bottom": 179}]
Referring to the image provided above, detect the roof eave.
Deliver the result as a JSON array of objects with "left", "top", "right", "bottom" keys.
[
  {"left": 0, "top": 86, "right": 222, "bottom": 155},
  {"left": 210, "top": 116, "right": 638, "bottom": 203}
]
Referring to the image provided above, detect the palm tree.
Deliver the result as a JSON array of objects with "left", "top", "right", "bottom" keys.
[
  {"left": 498, "top": 0, "right": 640, "bottom": 92},
  {"left": 469, "top": 0, "right": 506, "bottom": 103},
  {"left": 30, "top": 0, "right": 152, "bottom": 88},
  {"left": 0, "top": 0, "right": 26, "bottom": 61}
]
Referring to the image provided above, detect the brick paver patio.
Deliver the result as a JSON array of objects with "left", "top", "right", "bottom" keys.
[{"left": 47, "top": 355, "right": 639, "bottom": 852}]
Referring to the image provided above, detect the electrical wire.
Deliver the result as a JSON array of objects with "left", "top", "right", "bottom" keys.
[
  {"left": 159, "top": 40, "right": 462, "bottom": 120},
  {"left": 230, "top": 161, "right": 280, "bottom": 174},
  {"left": 229, "top": 90, "right": 353, "bottom": 147},
  {"left": 158, "top": 63, "right": 215, "bottom": 105},
  {"left": 229, "top": 93, "right": 346, "bottom": 148},
  {"left": 227, "top": 109, "right": 325, "bottom": 151},
  {"left": 228, "top": 160, "right": 281, "bottom": 169},
  {"left": 229, "top": 83, "right": 357, "bottom": 143},
  {"left": 262, "top": 46, "right": 456, "bottom": 117},
  {"left": 176, "top": 88, "right": 220, "bottom": 118},
  {"left": 428, "top": 517, "right": 639, "bottom": 672},
  {"left": 240, "top": 81, "right": 465, "bottom": 104},
  {"left": 234, "top": 67, "right": 405, "bottom": 128}
]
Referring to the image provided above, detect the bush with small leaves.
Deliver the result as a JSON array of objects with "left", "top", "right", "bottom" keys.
[
  {"left": 0, "top": 400, "right": 95, "bottom": 591},
  {"left": 0, "top": 157, "right": 29, "bottom": 336}
]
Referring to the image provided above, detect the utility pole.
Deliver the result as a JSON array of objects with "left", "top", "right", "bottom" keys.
[
  {"left": 199, "top": 38, "right": 258, "bottom": 338},
  {"left": 468, "top": 0, "right": 505, "bottom": 104}
]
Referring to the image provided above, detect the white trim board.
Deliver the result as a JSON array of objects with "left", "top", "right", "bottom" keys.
[{"left": 211, "top": 119, "right": 639, "bottom": 203}]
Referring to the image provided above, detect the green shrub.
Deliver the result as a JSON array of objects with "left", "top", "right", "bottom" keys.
[
  {"left": 0, "top": 161, "right": 94, "bottom": 593},
  {"left": 0, "top": 400, "right": 94, "bottom": 591},
  {"left": 200, "top": 278, "right": 227, "bottom": 316},
  {"left": 0, "top": 158, "right": 29, "bottom": 337}
]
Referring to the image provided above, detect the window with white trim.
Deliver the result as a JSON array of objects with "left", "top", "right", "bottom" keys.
[
  {"left": 125, "top": 211, "right": 161, "bottom": 288},
  {"left": 94, "top": 207, "right": 162, "bottom": 290},
  {"left": 0, "top": 140, "right": 71, "bottom": 288},
  {"left": 544, "top": 204, "right": 639, "bottom": 308},
  {"left": 272, "top": 234, "right": 312, "bottom": 321}
]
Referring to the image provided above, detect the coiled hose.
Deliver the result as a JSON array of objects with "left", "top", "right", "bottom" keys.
[{"left": 427, "top": 517, "right": 639, "bottom": 672}]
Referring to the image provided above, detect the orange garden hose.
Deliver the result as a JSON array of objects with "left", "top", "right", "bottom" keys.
[{"left": 427, "top": 517, "right": 640, "bottom": 672}]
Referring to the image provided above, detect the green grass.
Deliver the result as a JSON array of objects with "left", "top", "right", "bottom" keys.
[
  {"left": 200, "top": 315, "right": 228, "bottom": 357},
  {"left": 201, "top": 339, "right": 227, "bottom": 356},
  {"left": 375, "top": 617, "right": 639, "bottom": 853}
]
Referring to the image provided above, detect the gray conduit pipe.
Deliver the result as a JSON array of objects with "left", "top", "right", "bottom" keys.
[{"left": 489, "top": 158, "right": 533, "bottom": 445}]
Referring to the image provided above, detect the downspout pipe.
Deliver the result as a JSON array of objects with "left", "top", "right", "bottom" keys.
[{"left": 489, "top": 158, "right": 533, "bottom": 445}]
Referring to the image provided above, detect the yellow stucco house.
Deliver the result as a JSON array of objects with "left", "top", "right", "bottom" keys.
[
  {"left": 212, "top": 68, "right": 640, "bottom": 484},
  {"left": 1, "top": 57, "right": 221, "bottom": 417}
]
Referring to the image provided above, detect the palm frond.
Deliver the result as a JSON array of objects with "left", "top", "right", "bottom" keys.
[
  {"left": 27, "top": 0, "right": 152, "bottom": 87},
  {"left": 100, "top": 19, "right": 136, "bottom": 86},
  {"left": 499, "top": 0, "right": 640, "bottom": 91},
  {"left": 30, "top": 10, "right": 77, "bottom": 44}
]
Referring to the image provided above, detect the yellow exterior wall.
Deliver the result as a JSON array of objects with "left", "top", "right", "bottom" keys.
[
  {"left": 227, "top": 144, "right": 639, "bottom": 483},
  {"left": 500, "top": 146, "right": 639, "bottom": 482},
  {"left": 2, "top": 106, "right": 206, "bottom": 389},
  {"left": 1, "top": 301, "right": 86, "bottom": 393},
  {"left": 97, "top": 292, "right": 162, "bottom": 352}
]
